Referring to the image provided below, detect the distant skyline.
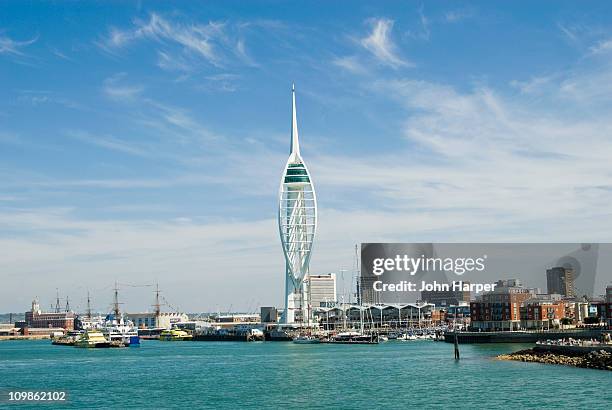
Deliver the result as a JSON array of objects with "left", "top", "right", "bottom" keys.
[{"left": 2, "top": 1, "right": 612, "bottom": 312}]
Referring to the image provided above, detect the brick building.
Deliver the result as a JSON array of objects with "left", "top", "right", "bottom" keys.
[
  {"left": 24, "top": 299, "right": 75, "bottom": 330},
  {"left": 520, "top": 299, "right": 565, "bottom": 329},
  {"left": 470, "top": 279, "right": 536, "bottom": 331}
]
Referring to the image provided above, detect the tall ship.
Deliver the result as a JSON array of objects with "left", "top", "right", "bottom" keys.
[{"left": 100, "top": 283, "right": 140, "bottom": 346}]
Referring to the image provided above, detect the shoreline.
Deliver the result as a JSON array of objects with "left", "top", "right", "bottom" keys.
[
  {"left": 0, "top": 335, "right": 50, "bottom": 341},
  {"left": 498, "top": 348, "right": 612, "bottom": 371}
]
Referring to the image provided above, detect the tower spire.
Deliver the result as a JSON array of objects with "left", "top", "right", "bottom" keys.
[{"left": 290, "top": 83, "right": 300, "bottom": 156}]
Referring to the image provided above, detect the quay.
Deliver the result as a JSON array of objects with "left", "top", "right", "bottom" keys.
[
  {"left": 443, "top": 328, "right": 605, "bottom": 344},
  {"left": 193, "top": 333, "right": 264, "bottom": 342}
]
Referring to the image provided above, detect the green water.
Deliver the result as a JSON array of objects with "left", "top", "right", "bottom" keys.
[{"left": 0, "top": 340, "right": 610, "bottom": 409}]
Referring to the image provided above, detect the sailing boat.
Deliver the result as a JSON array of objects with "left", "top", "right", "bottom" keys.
[
  {"left": 293, "top": 276, "right": 321, "bottom": 344},
  {"left": 329, "top": 247, "right": 379, "bottom": 344}
]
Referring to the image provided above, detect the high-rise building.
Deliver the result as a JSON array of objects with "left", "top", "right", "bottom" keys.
[
  {"left": 546, "top": 267, "right": 575, "bottom": 298},
  {"left": 308, "top": 273, "right": 336, "bottom": 308},
  {"left": 278, "top": 85, "right": 317, "bottom": 324},
  {"left": 359, "top": 275, "right": 378, "bottom": 305},
  {"left": 421, "top": 282, "right": 471, "bottom": 307}
]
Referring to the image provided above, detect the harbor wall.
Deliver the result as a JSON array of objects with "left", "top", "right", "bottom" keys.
[{"left": 444, "top": 329, "right": 604, "bottom": 344}]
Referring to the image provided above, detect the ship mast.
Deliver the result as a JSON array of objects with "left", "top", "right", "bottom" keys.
[
  {"left": 86, "top": 291, "right": 92, "bottom": 319},
  {"left": 113, "top": 281, "right": 121, "bottom": 318},
  {"left": 153, "top": 283, "right": 161, "bottom": 328},
  {"left": 65, "top": 296, "right": 70, "bottom": 312},
  {"left": 55, "top": 289, "right": 61, "bottom": 313}
]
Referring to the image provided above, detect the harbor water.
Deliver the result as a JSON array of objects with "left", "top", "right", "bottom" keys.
[{"left": 1, "top": 340, "right": 611, "bottom": 409}]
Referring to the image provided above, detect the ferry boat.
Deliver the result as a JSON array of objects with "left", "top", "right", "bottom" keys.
[
  {"left": 52, "top": 330, "right": 84, "bottom": 346},
  {"left": 74, "top": 331, "right": 111, "bottom": 348},
  {"left": 100, "top": 283, "right": 140, "bottom": 346},
  {"left": 160, "top": 328, "right": 193, "bottom": 341},
  {"left": 101, "top": 314, "right": 140, "bottom": 346}
]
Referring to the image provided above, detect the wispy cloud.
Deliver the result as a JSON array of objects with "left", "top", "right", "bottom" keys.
[
  {"left": 444, "top": 10, "right": 472, "bottom": 23},
  {"left": 360, "top": 18, "right": 411, "bottom": 68},
  {"left": 332, "top": 55, "right": 368, "bottom": 74},
  {"left": 510, "top": 75, "right": 555, "bottom": 94},
  {"left": 417, "top": 5, "right": 431, "bottom": 40},
  {"left": 557, "top": 22, "right": 579, "bottom": 43},
  {"left": 0, "top": 33, "right": 37, "bottom": 57},
  {"left": 98, "top": 13, "right": 251, "bottom": 70},
  {"left": 65, "top": 130, "right": 151, "bottom": 157},
  {"left": 102, "top": 73, "right": 144, "bottom": 100},
  {"left": 589, "top": 38, "right": 612, "bottom": 55}
]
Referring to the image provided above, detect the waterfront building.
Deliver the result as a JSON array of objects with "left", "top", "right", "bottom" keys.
[
  {"left": 214, "top": 314, "right": 260, "bottom": 324},
  {"left": 24, "top": 299, "right": 74, "bottom": 330},
  {"left": 315, "top": 302, "right": 436, "bottom": 329},
  {"left": 308, "top": 273, "right": 337, "bottom": 308},
  {"left": 260, "top": 307, "right": 278, "bottom": 323},
  {"left": 278, "top": 84, "right": 317, "bottom": 324},
  {"left": 520, "top": 298, "right": 565, "bottom": 330},
  {"left": 126, "top": 312, "right": 189, "bottom": 329},
  {"left": 445, "top": 303, "right": 471, "bottom": 322},
  {"left": 421, "top": 282, "right": 471, "bottom": 307},
  {"left": 567, "top": 301, "right": 590, "bottom": 324},
  {"left": 470, "top": 279, "right": 536, "bottom": 331},
  {"left": 546, "top": 266, "right": 575, "bottom": 298}
]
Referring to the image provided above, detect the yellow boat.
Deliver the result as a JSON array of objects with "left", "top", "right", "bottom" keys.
[
  {"left": 159, "top": 329, "right": 192, "bottom": 341},
  {"left": 74, "top": 331, "right": 111, "bottom": 348}
]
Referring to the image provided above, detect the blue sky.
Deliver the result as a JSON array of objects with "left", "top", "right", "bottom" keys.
[{"left": 2, "top": 1, "right": 612, "bottom": 312}]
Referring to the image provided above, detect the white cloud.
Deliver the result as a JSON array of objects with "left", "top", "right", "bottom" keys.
[
  {"left": 444, "top": 10, "right": 471, "bottom": 23},
  {"left": 510, "top": 75, "right": 554, "bottom": 94},
  {"left": 332, "top": 55, "right": 368, "bottom": 74},
  {"left": 102, "top": 74, "right": 144, "bottom": 100},
  {"left": 0, "top": 34, "right": 37, "bottom": 56},
  {"left": 360, "top": 18, "right": 411, "bottom": 68},
  {"left": 98, "top": 13, "right": 250, "bottom": 70},
  {"left": 589, "top": 38, "right": 612, "bottom": 55},
  {"left": 418, "top": 5, "right": 430, "bottom": 40}
]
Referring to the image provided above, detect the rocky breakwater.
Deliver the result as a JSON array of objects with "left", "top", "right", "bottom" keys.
[{"left": 498, "top": 348, "right": 612, "bottom": 371}]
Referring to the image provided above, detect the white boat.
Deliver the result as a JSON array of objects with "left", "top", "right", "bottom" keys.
[
  {"left": 100, "top": 315, "right": 140, "bottom": 346},
  {"left": 398, "top": 333, "right": 417, "bottom": 341},
  {"left": 378, "top": 335, "right": 389, "bottom": 342},
  {"left": 293, "top": 335, "right": 321, "bottom": 344}
]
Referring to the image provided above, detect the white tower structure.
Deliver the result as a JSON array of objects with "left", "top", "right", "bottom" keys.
[{"left": 278, "top": 84, "right": 317, "bottom": 324}]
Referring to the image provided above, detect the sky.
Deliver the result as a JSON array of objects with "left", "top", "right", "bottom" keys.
[{"left": 1, "top": 1, "right": 612, "bottom": 313}]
